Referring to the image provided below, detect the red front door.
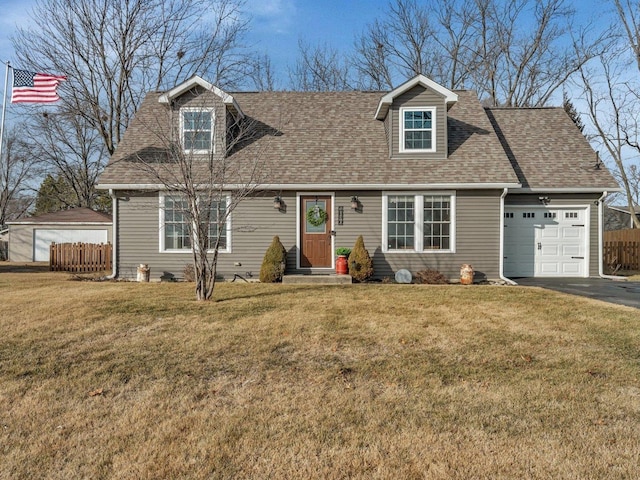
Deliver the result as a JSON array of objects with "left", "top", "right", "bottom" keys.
[{"left": 300, "top": 196, "right": 332, "bottom": 268}]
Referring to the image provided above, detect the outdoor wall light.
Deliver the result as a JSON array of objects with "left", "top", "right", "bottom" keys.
[
  {"left": 273, "top": 195, "right": 283, "bottom": 210},
  {"left": 350, "top": 195, "right": 359, "bottom": 210},
  {"left": 538, "top": 196, "right": 550, "bottom": 205}
]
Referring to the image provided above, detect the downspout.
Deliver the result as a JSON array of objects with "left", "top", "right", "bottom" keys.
[
  {"left": 499, "top": 187, "right": 517, "bottom": 285},
  {"left": 106, "top": 189, "right": 118, "bottom": 279},
  {"left": 598, "top": 191, "right": 626, "bottom": 280}
]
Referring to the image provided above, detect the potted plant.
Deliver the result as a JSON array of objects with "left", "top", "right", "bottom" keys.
[{"left": 335, "top": 247, "right": 351, "bottom": 275}]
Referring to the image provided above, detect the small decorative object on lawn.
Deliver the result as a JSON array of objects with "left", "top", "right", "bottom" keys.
[
  {"left": 335, "top": 247, "right": 351, "bottom": 275},
  {"left": 395, "top": 269, "right": 412, "bottom": 284},
  {"left": 306, "top": 205, "right": 328, "bottom": 226},
  {"left": 460, "top": 264, "right": 474, "bottom": 285},
  {"left": 137, "top": 264, "right": 150, "bottom": 282}
]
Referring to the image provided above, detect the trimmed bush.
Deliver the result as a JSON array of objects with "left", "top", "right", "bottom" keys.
[
  {"left": 348, "top": 235, "right": 374, "bottom": 282},
  {"left": 259, "top": 236, "right": 287, "bottom": 283}
]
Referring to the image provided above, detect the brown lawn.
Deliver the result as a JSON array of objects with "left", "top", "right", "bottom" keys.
[{"left": 1, "top": 264, "right": 639, "bottom": 479}]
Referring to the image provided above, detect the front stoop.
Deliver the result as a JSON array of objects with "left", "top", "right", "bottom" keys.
[{"left": 282, "top": 274, "right": 352, "bottom": 285}]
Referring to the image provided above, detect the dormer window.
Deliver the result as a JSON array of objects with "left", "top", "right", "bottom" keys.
[
  {"left": 181, "top": 108, "right": 214, "bottom": 153},
  {"left": 400, "top": 107, "right": 435, "bottom": 153}
]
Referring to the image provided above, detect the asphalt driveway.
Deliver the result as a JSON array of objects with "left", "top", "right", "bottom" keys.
[{"left": 515, "top": 277, "right": 640, "bottom": 309}]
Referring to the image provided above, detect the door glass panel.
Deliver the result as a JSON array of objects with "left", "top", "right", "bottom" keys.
[{"left": 306, "top": 200, "right": 327, "bottom": 233}]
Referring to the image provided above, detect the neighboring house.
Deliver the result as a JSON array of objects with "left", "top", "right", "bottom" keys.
[
  {"left": 97, "top": 74, "right": 619, "bottom": 281},
  {"left": 605, "top": 205, "right": 640, "bottom": 230},
  {"left": 7, "top": 208, "right": 112, "bottom": 262}
]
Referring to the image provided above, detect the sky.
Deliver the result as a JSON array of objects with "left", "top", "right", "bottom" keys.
[{"left": 0, "top": 0, "right": 608, "bottom": 104}]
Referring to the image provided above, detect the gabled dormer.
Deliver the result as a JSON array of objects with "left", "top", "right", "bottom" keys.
[
  {"left": 375, "top": 75, "right": 458, "bottom": 160},
  {"left": 158, "top": 75, "right": 243, "bottom": 156}
]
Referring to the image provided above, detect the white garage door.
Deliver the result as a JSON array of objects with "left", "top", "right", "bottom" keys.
[
  {"left": 504, "top": 207, "right": 588, "bottom": 277},
  {"left": 33, "top": 229, "right": 109, "bottom": 261}
]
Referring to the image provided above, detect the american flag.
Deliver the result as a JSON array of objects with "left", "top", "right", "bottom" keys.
[{"left": 11, "top": 69, "right": 66, "bottom": 104}]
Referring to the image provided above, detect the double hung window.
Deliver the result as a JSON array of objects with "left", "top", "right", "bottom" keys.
[
  {"left": 181, "top": 108, "right": 214, "bottom": 153},
  {"left": 160, "top": 194, "right": 229, "bottom": 252},
  {"left": 384, "top": 193, "right": 455, "bottom": 252},
  {"left": 400, "top": 107, "right": 435, "bottom": 153}
]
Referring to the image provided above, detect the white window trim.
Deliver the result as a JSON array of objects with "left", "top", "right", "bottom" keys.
[
  {"left": 382, "top": 191, "right": 456, "bottom": 253},
  {"left": 399, "top": 106, "right": 436, "bottom": 153},
  {"left": 180, "top": 107, "right": 215, "bottom": 154},
  {"left": 159, "top": 193, "right": 232, "bottom": 254}
]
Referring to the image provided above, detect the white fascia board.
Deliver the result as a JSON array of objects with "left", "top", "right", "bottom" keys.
[
  {"left": 375, "top": 74, "right": 459, "bottom": 120},
  {"left": 98, "top": 182, "right": 521, "bottom": 191},
  {"left": 511, "top": 187, "right": 623, "bottom": 194},
  {"left": 158, "top": 75, "right": 244, "bottom": 118}
]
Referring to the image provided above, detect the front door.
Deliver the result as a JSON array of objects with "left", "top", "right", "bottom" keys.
[{"left": 300, "top": 196, "right": 332, "bottom": 268}]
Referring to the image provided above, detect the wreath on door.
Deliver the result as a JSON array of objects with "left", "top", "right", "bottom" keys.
[{"left": 306, "top": 205, "right": 328, "bottom": 226}]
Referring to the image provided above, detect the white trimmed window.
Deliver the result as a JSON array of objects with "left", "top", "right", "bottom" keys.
[
  {"left": 181, "top": 108, "right": 214, "bottom": 153},
  {"left": 383, "top": 192, "right": 455, "bottom": 252},
  {"left": 400, "top": 107, "right": 436, "bottom": 153},
  {"left": 160, "top": 194, "right": 230, "bottom": 253}
]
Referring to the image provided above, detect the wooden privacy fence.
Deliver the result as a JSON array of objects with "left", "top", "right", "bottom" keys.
[
  {"left": 49, "top": 242, "right": 112, "bottom": 273},
  {"left": 603, "top": 229, "right": 640, "bottom": 271}
]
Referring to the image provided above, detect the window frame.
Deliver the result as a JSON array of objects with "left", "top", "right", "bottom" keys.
[
  {"left": 382, "top": 191, "right": 456, "bottom": 253},
  {"left": 159, "top": 193, "right": 232, "bottom": 254},
  {"left": 180, "top": 107, "right": 215, "bottom": 154},
  {"left": 399, "top": 106, "right": 436, "bottom": 153}
]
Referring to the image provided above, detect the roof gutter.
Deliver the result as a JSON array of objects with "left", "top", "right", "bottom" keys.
[
  {"left": 597, "top": 191, "right": 627, "bottom": 281},
  {"left": 499, "top": 187, "right": 517, "bottom": 285},
  {"left": 96, "top": 182, "right": 522, "bottom": 191},
  {"left": 106, "top": 189, "right": 118, "bottom": 280}
]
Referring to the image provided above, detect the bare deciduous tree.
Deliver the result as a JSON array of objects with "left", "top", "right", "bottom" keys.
[
  {"left": 353, "top": 0, "right": 601, "bottom": 106},
  {"left": 576, "top": 52, "right": 640, "bottom": 228},
  {"left": 289, "top": 41, "right": 353, "bottom": 91},
  {"left": 573, "top": 0, "right": 640, "bottom": 228},
  {"left": 13, "top": 0, "right": 257, "bottom": 156},
  {"left": 134, "top": 91, "right": 272, "bottom": 300},
  {"left": 0, "top": 128, "right": 37, "bottom": 226},
  {"left": 25, "top": 112, "right": 110, "bottom": 212}
]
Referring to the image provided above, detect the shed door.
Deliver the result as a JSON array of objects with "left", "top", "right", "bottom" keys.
[
  {"left": 34, "top": 229, "right": 108, "bottom": 261},
  {"left": 504, "top": 208, "right": 587, "bottom": 277},
  {"left": 300, "top": 196, "right": 332, "bottom": 268}
]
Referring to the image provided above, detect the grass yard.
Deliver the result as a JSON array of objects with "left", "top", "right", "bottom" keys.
[{"left": 1, "top": 265, "right": 639, "bottom": 479}]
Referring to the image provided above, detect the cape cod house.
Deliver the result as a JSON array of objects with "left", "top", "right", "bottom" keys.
[{"left": 97, "top": 75, "right": 619, "bottom": 282}]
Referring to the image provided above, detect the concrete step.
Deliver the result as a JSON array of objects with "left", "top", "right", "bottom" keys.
[{"left": 282, "top": 274, "right": 352, "bottom": 285}]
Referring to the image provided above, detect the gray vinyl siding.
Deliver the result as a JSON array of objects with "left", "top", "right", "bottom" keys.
[
  {"left": 116, "top": 189, "right": 503, "bottom": 281},
  {"left": 505, "top": 193, "right": 602, "bottom": 277},
  {"left": 390, "top": 85, "right": 447, "bottom": 160},
  {"left": 372, "top": 190, "right": 501, "bottom": 281},
  {"left": 117, "top": 191, "right": 297, "bottom": 280}
]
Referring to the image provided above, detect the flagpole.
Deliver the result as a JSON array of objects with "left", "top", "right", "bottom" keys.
[{"left": 0, "top": 61, "right": 10, "bottom": 166}]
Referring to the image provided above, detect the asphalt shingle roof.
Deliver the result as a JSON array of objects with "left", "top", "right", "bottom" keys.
[
  {"left": 98, "top": 87, "right": 618, "bottom": 191},
  {"left": 486, "top": 107, "right": 619, "bottom": 190},
  {"left": 8, "top": 207, "right": 112, "bottom": 224}
]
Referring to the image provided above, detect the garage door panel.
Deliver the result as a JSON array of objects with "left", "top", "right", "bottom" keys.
[
  {"left": 34, "top": 229, "right": 108, "bottom": 261},
  {"left": 562, "top": 245, "right": 581, "bottom": 256},
  {"left": 562, "top": 227, "right": 583, "bottom": 238},
  {"left": 539, "top": 262, "right": 560, "bottom": 274}
]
